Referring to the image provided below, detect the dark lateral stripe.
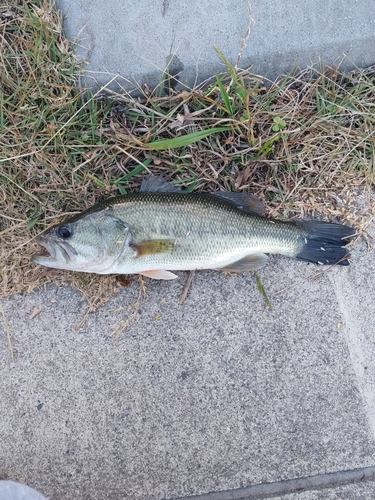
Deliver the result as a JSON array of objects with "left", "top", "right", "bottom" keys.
[{"left": 174, "top": 465, "right": 375, "bottom": 500}]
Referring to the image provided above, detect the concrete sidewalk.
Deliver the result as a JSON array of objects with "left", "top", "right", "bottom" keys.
[
  {"left": 1, "top": 1, "right": 375, "bottom": 499},
  {"left": 1, "top": 224, "right": 375, "bottom": 499},
  {"left": 55, "top": 0, "right": 375, "bottom": 91}
]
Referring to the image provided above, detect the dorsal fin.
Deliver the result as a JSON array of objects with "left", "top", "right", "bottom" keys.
[
  {"left": 140, "top": 175, "right": 182, "bottom": 193},
  {"left": 210, "top": 192, "right": 265, "bottom": 216},
  {"left": 140, "top": 175, "right": 264, "bottom": 215}
]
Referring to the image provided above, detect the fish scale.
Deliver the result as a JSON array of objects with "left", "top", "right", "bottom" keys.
[{"left": 107, "top": 192, "right": 304, "bottom": 273}]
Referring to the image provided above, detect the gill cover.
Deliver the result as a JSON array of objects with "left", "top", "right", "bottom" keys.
[{"left": 33, "top": 211, "right": 131, "bottom": 273}]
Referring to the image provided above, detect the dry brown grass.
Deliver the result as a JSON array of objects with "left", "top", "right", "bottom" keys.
[{"left": 1, "top": 0, "right": 374, "bottom": 307}]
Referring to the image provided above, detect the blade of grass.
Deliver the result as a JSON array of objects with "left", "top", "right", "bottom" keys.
[
  {"left": 255, "top": 273, "right": 273, "bottom": 310},
  {"left": 146, "top": 127, "right": 231, "bottom": 150},
  {"left": 214, "top": 46, "right": 239, "bottom": 86},
  {"left": 215, "top": 73, "right": 233, "bottom": 117}
]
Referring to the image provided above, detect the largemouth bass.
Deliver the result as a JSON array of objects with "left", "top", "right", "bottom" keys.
[{"left": 32, "top": 177, "right": 355, "bottom": 279}]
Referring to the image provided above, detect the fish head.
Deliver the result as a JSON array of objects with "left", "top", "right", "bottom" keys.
[{"left": 32, "top": 211, "right": 131, "bottom": 273}]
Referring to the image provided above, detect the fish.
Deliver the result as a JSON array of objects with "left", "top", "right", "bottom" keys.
[{"left": 32, "top": 176, "right": 355, "bottom": 279}]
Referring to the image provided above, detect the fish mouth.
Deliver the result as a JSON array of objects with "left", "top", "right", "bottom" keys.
[{"left": 32, "top": 235, "right": 75, "bottom": 265}]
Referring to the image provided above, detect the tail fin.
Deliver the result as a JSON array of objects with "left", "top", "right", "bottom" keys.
[{"left": 295, "top": 221, "right": 355, "bottom": 266}]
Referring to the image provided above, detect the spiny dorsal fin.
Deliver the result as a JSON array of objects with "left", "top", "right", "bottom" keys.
[
  {"left": 140, "top": 175, "right": 182, "bottom": 193},
  {"left": 140, "top": 175, "right": 264, "bottom": 215},
  {"left": 131, "top": 239, "right": 175, "bottom": 258},
  {"left": 218, "top": 252, "right": 269, "bottom": 272}
]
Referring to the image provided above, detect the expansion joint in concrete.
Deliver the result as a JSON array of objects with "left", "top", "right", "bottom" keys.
[{"left": 175, "top": 465, "right": 375, "bottom": 500}]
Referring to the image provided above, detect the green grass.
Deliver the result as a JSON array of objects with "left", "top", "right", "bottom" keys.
[{"left": 1, "top": 0, "right": 374, "bottom": 304}]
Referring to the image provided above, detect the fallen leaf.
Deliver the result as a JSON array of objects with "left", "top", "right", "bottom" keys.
[{"left": 116, "top": 276, "right": 132, "bottom": 287}]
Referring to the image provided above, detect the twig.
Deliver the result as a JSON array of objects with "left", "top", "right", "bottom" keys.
[
  {"left": 115, "top": 146, "right": 152, "bottom": 174},
  {"left": 72, "top": 305, "right": 94, "bottom": 333},
  {"left": 0, "top": 302, "right": 14, "bottom": 362},
  {"left": 274, "top": 258, "right": 349, "bottom": 296},
  {"left": 0, "top": 220, "right": 27, "bottom": 236},
  {"left": 235, "top": 0, "right": 254, "bottom": 70},
  {"left": 179, "top": 270, "right": 195, "bottom": 305}
]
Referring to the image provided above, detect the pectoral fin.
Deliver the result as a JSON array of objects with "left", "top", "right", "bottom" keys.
[
  {"left": 218, "top": 252, "right": 269, "bottom": 272},
  {"left": 131, "top": 239, "right": 175, "bottom": 258},
  {"left": 139, "top": 269, "right": 178, "bottom": 280}
]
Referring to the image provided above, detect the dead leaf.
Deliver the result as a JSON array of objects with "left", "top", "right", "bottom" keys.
[
  {"left": 116, "top": 276, "right": 132, "bottom": 287},
  {"left": 234, "top": 165, "right": 252, "bottom": 189},
  {"left": 169, "top": 113, "right": 185, "bottom": 130}
]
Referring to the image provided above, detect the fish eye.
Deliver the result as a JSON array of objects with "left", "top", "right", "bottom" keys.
[{"left": 57, "top": 225, "right": 72, "bottom": 239}]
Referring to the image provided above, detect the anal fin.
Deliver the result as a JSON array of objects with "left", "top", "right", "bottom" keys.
[
  {"left": 218, "top": 252, "right": 269, "bottom": 273},
  {"left": 139, "top": 269, "right": 178, "bottom": 280}
]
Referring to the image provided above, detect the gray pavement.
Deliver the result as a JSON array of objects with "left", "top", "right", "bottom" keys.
[
  {"left": 55, "top": 0, "right": 375, "bottom": 92},
  {"left": 1, "top": 224, "right": 375, "bottom": 499},
  {"left": 2, "top": 1, "right": 375, "bottom": 499}
]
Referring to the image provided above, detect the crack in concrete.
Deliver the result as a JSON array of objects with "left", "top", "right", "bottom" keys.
[
  {"left": 174, "top": 465, "right": 375, "bottom": 499},
  {"left": 329, "top": 254, "right": 375, "bottom": 440}
]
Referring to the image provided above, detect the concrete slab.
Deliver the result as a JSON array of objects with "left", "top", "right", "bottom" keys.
[
  {"left": 54, "top": 0, "right": 375, "bottom": 91},
  {"left": 329, "top": 233, "right": 375, "bottom": 439},
  {"left": 1, "top": 227, "right": 375, "bottom": 499}
]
